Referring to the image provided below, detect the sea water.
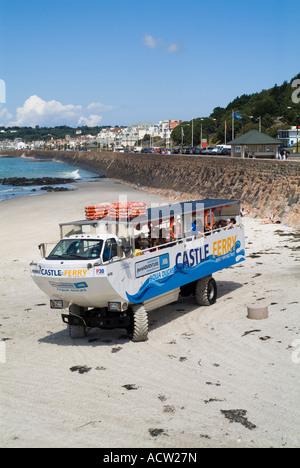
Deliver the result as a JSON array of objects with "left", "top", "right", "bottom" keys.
[{"left": 0, "top": 157, "right": 99, "bottom": 201}]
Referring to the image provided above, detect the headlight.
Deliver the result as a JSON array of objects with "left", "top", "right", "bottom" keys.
[
  {"left": 50, "top": 299, "right": 64, "bottom": 309},
  {"left": 108, "top": 302, "right": 121, "bottom": 312},
  {"left": 108, "top": 301, "right": 128, "bottom": 312}
]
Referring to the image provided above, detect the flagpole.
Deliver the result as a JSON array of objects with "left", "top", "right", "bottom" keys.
[
  {"left": 232, "top": 111, "right": 234, "bottom": 141},
  {"left": 225, "top": 121, "right": 227, "bottom": 145}
]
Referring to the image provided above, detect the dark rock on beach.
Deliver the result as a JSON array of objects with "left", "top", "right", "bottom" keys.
[
  {"left": 0, "top": 177, "right": 75, "bottom": 186},
  {"left": 40, "top": 186, "right": 74, "bottom": 192}
]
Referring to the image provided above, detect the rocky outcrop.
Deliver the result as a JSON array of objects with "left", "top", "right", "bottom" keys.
[{"left": 0, "top": 176, "right": 75, "bottom": 186}]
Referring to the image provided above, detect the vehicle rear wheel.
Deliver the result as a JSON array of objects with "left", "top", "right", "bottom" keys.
[
  {"left": 195, "top": 276, "right": 217, "bottom": 306},
  {"left": 69, "top": 304, "right": 86, "bottom": 339},
  {"left": 127, "top": 304, "right": 148, "bottom": 342}
]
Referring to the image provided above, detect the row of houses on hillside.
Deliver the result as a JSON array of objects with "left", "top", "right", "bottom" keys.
[
  {"left": 0, "top": 120, "right": 181, "bottom": 151},
  {"left": 95, "top": 120, "right": 181, "bottom": 149}
]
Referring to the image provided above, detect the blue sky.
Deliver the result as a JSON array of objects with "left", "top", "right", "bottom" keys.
[{"left": 0, "top": 0, "right": 299, "bottom": 127}]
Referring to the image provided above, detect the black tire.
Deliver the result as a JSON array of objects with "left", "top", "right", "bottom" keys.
[
  {"left": 127, "top": 304, "right": 148, "bottom": 342},
  {"left": 69, "top": 304, "right": 86, "bottom": 339},
  {"left": 195, "top": 276, "right": 217, "bottom": 306}
]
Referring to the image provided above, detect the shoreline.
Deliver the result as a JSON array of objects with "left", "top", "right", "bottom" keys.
[
  {"left": 0, "top": 177, "right": 299, "bottom": 448},
  {"left": 0, "top": 155, "right": 104, "bottom": 202},
  {"left": 1, "top": 149, "right": 299, "bottom": 229}
]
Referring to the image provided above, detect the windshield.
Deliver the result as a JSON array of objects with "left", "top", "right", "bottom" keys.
[{"left": 47, "top": 239, "right": 103, "bottom": 260}]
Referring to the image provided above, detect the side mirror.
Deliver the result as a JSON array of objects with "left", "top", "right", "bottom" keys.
[
  {"left": 93, "top": 258, "right": 103, "bottom": 266},
  {"left": 38, "top": 243, "right": 47, "bottom": 258}
]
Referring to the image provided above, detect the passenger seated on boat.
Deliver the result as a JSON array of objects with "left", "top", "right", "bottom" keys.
[
  {"left": 161, "top": 235, "right": 176, "bottom": 248},
  {"left": 150, "top": 238, "right": 160, "bottom": 252},
  {"left": 224, "top": 218, "right": 237, "bottom": 229},
  {"left": 134, "top": 236, "right": 143, "bottom": 256},
  {"left": 215, "top": 220, "right": 226, "bottom": 231},
  {"left": 141, "top": 238, "right": 150, "bottom": 254},
  {"left": 165, "top": 235, "right": 171, "bottom": 243},
  {"left": 214, "top": 221, "right": 220, "bottom": 231},
  {"left": 159, "top": 236, "right": 168, "bottom": 248}
]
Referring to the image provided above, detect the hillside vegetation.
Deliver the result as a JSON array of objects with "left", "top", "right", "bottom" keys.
[
  {"left": 172, "top": 73, "right": 300, "bottom": 146},
  {"left": 0, "top": 125, "right": 108, "bottom": 142}
]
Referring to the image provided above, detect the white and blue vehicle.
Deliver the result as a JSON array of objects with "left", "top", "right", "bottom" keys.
[{"left": 30, "top": 199, "right": 246, "bottom": 341}]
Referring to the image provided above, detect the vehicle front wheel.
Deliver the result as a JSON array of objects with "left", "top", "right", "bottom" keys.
[
  {"left": 195, "top": 276, "right": 217, "bottom": 306},
  {"left": 127, "top": 304, "right": 148, "bottom": 342}
]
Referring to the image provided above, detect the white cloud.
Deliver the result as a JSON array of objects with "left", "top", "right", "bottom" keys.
[
  {"left": 7, "top": 95, "right": 115, "bottom": 127},
  {"left": 143, "top": 34, "right": 182, "bottom": 54},
  {"left": 0, "top": 79, "right": 6, "bottom": 104},
  {"left": 167, "top": 42, "right": 182, "bottom": 54},
  {"left": 87, "top": 102, "right": 115, "bottom": 112},
  {"left": 0, "top": 108, "right": 13, "bottom": 126},
  {"left": 12, "top": 95, "right": 82, "bottom": 127},
  {"left": 78, "top": 114, "right": 103, "bottom": 126},
  {"left": 143, "top": 34, "right": 158, "bottom": 49}
]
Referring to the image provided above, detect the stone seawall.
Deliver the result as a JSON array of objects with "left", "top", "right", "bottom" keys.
[{"left": 2, "top": 149, "right": 300, "bottom": 227}]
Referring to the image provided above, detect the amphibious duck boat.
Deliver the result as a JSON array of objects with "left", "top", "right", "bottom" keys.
[{"left": 30, "top": 199, "right": 245, "bottom": 341}]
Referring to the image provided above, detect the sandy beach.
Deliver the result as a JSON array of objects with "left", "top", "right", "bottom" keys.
[{"left": 0, "top": 178, "right": 299, "bottom": 448}]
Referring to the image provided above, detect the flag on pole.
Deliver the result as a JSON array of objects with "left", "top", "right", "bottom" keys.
[{"left": 233, "top": 112, "right": 242, "bottom": 120}]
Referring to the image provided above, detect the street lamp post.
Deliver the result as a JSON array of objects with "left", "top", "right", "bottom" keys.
[
  {"left": 249, "top": 115, "right": 261, "bottom": 132},
  {"left": 192, "top": 119, "right": 194, "bottom": 147},
  {"left": 181, "top": 123, "right": 190, "bottom": 151},
  {"left": 200, "top": 123, "right": 202, "bottom": 147}
]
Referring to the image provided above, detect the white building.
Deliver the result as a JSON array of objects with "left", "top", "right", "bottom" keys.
[
  {"left": 277, "top": 126, "right": 300, "bottom": 147},
  {"left": 96, "top": 128, "right": 116, "bottom": 149},
  {"left": 119, "top": 122, "right": 158, "bottom": 148},
  {"left": 159, "top": 119, "right": 181, "bottom": 141},
  {"left": 16, "top": 141, "right": 27, "bottom": 150}
]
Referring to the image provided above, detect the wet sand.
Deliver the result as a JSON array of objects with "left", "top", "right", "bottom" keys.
[{"left": 0, "top": 178, "right": 299, "bottom": 448}]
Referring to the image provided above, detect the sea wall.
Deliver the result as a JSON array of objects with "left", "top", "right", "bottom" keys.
[{"left": 2, "top": 149, "right": 300, "bottom": 227}]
